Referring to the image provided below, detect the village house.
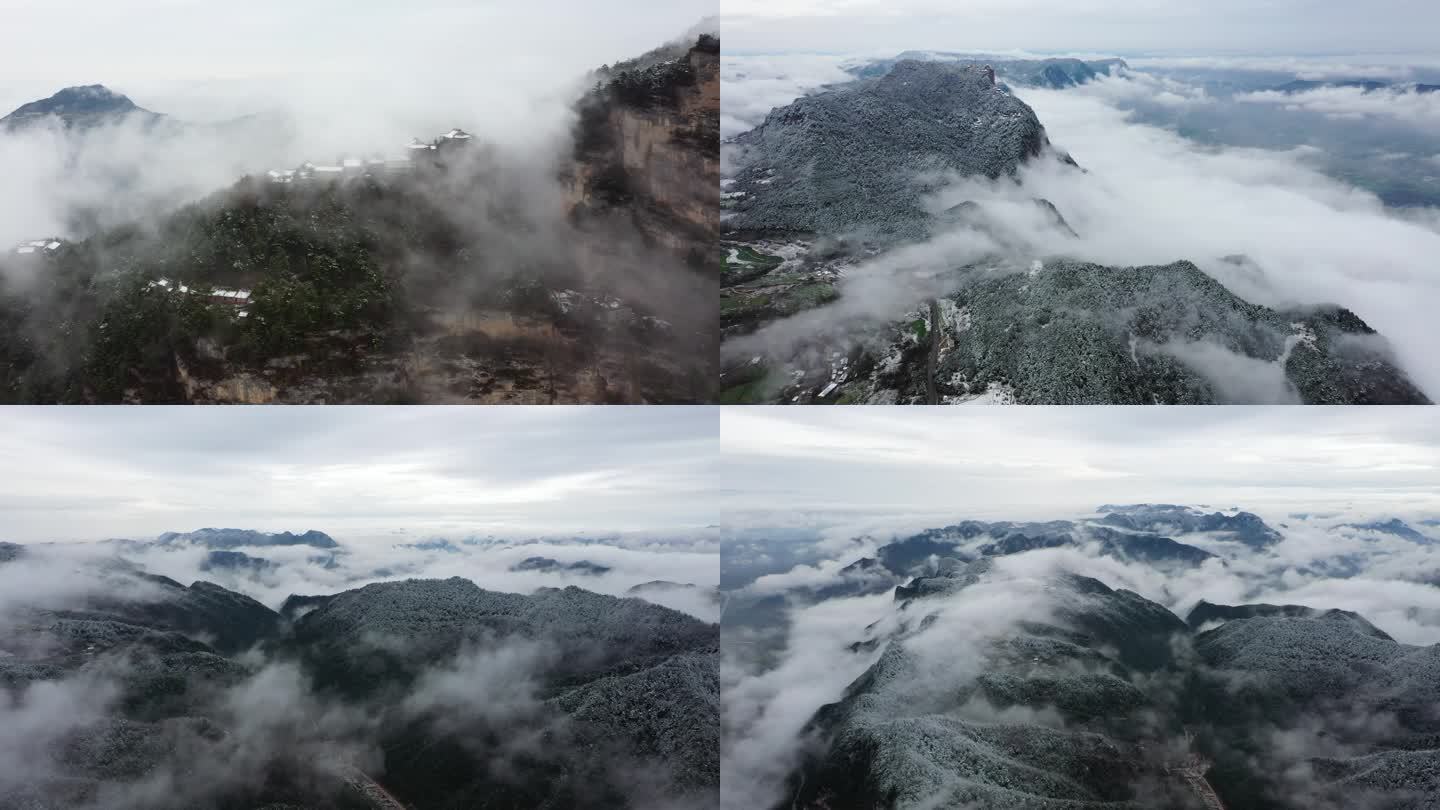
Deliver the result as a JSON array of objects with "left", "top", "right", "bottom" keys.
[
  {"left": 209, "top": 288, "right": 252, "bottom": 307},
  {"left": 13, "top": 239, "right": 62, "bottom": 256},
  {"left": 262, "top": 127, "right": 476, "bottom": 182}
]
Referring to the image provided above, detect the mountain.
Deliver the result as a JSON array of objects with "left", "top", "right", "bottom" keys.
[
  {"left": 1192, "top": 610, "right": 1440, "bottom": 808},
  {"left": 156, "top": 527, "right": 339, "bottom": 549},
  {"left": 1336, "top": 518, "right": 1434, "bottom": 543},
  {"left": 0, "top": 84, "right": 166, "bottom": 131},
  {"left": 628, "top": 580, "right": 722, "bottom": 601},
  {"left": 877, "top": 518, "right": 1217, "bottom": 572},
  {"left": 849, "top": 52, "right": 1129, "bottom": 88},
  {"left": 771, "top": 559, "right": 1440, "bottom": 810},
  {"left": 717, "top": 61, "right": 1428, "bottom": 405},
  {"left": 786, "top": 563, "right": 1201, "bottom": 808},
  {"left": 571, "top": 32, "right": 719, "bottom": 263},
  {"left": 0, "top": 557, "right": 718, "bottom": 809},
  {"left": 725, "top": 60, "right": 1071, "bottom": 241},
  {"left": 1097, "top": 504, "right": 1283, "bottom": 550},
  {"left": 1186, "top": 599, "right": 1394, "bottom": 640},
  {"left": 197, "top": 548, "right": 279, "bottom": 575},
  {"left": 1272, "top": 78, "right": 1391, "bottom": 94},
  {"left": 728, "top": 256, "right": 1427, "bottom": 405},
  {"left": 509, "top": 555, "right": 612, "bottom": 575},
  {"left": 288, "top": 577, "right": 718, "bottom": 807},
  {"left": 781, "top": 517, "right": 1219, "bottom": 607}
]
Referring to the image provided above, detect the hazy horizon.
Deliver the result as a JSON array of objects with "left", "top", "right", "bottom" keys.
[{"left": 1, "top": 407, "right": 718, "bottom": 543}]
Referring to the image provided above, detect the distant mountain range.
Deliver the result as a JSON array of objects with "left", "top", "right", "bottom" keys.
[
  {"left": 156, "top": 527, "right": 340, "bottom": 549},
  {"left": 847, "top": 52, "right": 1129, "bottom": 88},
  {"left": 1270, "top": 78, "right": 1440, "bottom": 94},
  {"left": 509, "top": 555, "right": 613, "bottom": 575}
]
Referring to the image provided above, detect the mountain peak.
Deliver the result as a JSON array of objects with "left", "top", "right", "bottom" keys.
[
  {"left": 2, "top": 83, "right": 154, "bottom": 128},
  {"left": 155, "top": 527, "right": 339, "bottom": 550}
]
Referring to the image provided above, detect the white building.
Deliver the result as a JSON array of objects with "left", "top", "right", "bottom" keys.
[
  {"left": 13, "top": 239, "right": 61, "bottom": 256},
  {"left": 210, "top": 288, "right": 252, "bottom": 306},
  {"left": 147, "top": 278, "right": 191, "bottom": 294}
]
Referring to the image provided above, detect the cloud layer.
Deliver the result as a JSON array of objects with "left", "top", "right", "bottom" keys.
[{"left": 0, "top": 406, "right": 718, "bottom": 541}]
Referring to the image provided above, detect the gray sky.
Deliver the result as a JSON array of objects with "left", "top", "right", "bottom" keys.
[
  {"left": 0, "top": 0, "right": 715, "bottom": 123},
  {"left": 723, "top": 0, "right": 1440, "bottom": 55},
  {"left": 1, "top": 406, "right": 717, "bottom": 542},
  {"left": 722, "top": 407, "right": 1440, "bottom": 520}
]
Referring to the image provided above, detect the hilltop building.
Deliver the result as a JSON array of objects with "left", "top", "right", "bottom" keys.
[
  {"left": 13, "top": 239, "right": 61, "bottom": 256},
  {"left": 264, "top": 127, "right": 476, "bottom": 183}
]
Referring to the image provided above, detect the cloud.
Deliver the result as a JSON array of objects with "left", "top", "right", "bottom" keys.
[
  {"left": 720, "top": 53, "right": 854, "bottom": 140},
  {"left": 1076, "top": 69, "right": 1214, "bottom": 107},
  {"left": 0, "top": 407, "right": 718, "bottom": 541},
  {"left": 721, "top": 590, "right": 894, "bottom": 810},
  {"left": 1237, "top": 85, "right": 1440, "bottom": 128},
  {"left": 721, "top": 507, "right": 1440, "bottom": 806},
  {"left": 0, "top": 1, "right": 714, "bottom": 247},
  {"left": 0, "top": 541, "right": 718, "bottom": 807},
  {"left": 719, "top": 407, "right": 1440, "bottom": 519},
  {"left": 1128, "top": 54, "right": 1439, "bottom": 80}
]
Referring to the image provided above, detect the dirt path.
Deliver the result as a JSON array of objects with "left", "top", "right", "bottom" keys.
[{"left": 340, "top": 765, "right": 410, "bottom": 810}]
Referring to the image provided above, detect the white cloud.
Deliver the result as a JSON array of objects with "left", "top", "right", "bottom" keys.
[
  {"left": 0, "top": 407, "right": 718, "bottom": 541},
  {"left": 0, "top": 2, "right": 714, "bottom": 247},
  {"left": 720, "top": 408, "right": 1440, "bottom": 518},
  {"left": 1237, "top": 85, "right": 1440, "bottom": 128},
  {"left": 1128, "top": 54, "right": 1438, "bottom": 80},
  {"left": 720, "top": 53, "right": 854, "bottom": 139}
]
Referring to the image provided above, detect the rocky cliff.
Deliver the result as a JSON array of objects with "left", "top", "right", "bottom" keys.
[
  {"left": 570, "top": 34, "right": 720, "bottom": 262},
  {"left": 726, "top": 60, "right": 1068, "bottom": 240}
]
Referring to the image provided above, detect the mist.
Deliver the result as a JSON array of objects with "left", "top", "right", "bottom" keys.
[{"left": 0, "top": 0, "right": 714, "bottom": 247}]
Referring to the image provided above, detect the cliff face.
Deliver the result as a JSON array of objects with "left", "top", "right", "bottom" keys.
[
  {"left": 570, "top": 35, "right": 720, "bottom": 263},
  {"left": 726, "top": 60, "right": 1064, "bottom": 241}
]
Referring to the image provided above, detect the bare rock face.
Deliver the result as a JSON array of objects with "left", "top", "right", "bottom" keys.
[
  {"left": 571, "top": 34, "right": 720, "bottom": 262},
  {"left": 726, "top": 60, "right": 1066, "bottom": 240}
]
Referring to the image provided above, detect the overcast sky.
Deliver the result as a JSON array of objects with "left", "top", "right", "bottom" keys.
[
  {"left": 0, "top": 0, "right": 714, "bottom": 119},
  {"left": 0, "top": 407, "right": 717, "bottom": 543},
  {"left": 723, "top": 0, "right": 1440, "bottom": 55},
  {"left": 722, "top": 408, "right": 1440, "bottom": 520}
]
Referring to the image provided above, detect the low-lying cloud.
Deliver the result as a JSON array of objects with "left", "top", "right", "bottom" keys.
[{"left": 1237, "top": 84, "right": 1440, "bottom": 127}]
